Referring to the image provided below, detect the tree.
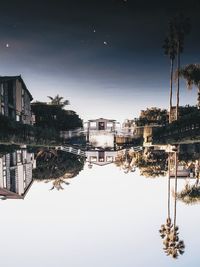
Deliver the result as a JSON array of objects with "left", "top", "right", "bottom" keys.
[
  {"left": 163, "top": 24, "right": 177, "bottom": 123},
  {"left": 137, "top": 107, "right": 168, "bottom": 126},
  {"left": 178, "top": 64, "right": 200, "bottom": 109},
  {"left": 170, "top": 14, "right": 191, "bottom": 120},
  {"left": 34, "top": 149, "right": 85, "bottom": 190},
  {"left": 48, "top": 94, "right": 70, "bottom": 107}
]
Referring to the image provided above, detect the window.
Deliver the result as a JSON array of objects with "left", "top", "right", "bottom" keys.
[
  {"left": 16, "top": 114, "right": 21, "bottom": 121},
  {"left": 90, "top": 122, "right": 96, "bottom": 128},
  {"left": 106, "top": 156, "right": 113, "bottom": 162},
  {"left": 1, "top": 106, "right": 5, "bottom": 115},
  {"left": 3, "top": 171, "right": 7, "bottom": 188},
  {"left": 90, "top": 156, "right": 97, "bottom": 162},
  {"left": 0, "top": 83, "right": 4, "bottom": 96},
  {"left": 0, "top": 84, "right": 4, "bottom": 105},
  {"left": 17, "top": 152, "right": 22, "bottom": 163},
  {"left": 22, "top": 97, "right": 24, "bottom": 108},
  {"left": 107, "top": 122, "right": 113, "bottom": 128},
  {"left": 8, "top": 81, "right": 14, "bottom": 105},
  {"left": 98, "top": 151, "right": 105, "bottom": 162}
]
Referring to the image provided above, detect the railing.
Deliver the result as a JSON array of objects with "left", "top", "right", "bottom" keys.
[{"left": 56, "top": 146, "right": 86, "bottom": 157}]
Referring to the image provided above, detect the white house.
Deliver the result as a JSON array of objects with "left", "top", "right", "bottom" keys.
[{"left": 84, "top": 118, "right": 118, "bottom": 148}]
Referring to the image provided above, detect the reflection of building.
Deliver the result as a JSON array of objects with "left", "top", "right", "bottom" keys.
[
  {"left": 85, "top": 118, "right": 118, "bottom": 148},
  {"left": 86, "top": 150, "right": 118, "bottom": 166},
  {"left": 0, "top": 149, "right": 36, "bottom": 199},
  {"left": 0, "top": 76, "right": 33, "bottom": 124}
]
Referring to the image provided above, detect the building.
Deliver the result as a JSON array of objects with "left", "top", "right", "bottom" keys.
[
  {"left": 85, "top": 118, "right": 118, "bottom": 148},
  {"left": 143, "top": 125, "right": 162, "bottom": 147},
  {"left": 0, "top": 76, "right": 33, "bottom": 124},
  {"left": 122, "top": 119, "right": 136, "bottom": 134},
  {"left": 0, "top": 149, "right": 36, "bottom": 199}
]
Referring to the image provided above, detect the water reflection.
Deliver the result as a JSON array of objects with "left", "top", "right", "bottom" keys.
[
  {"left": 159, "top": 147, "right": 185, "bottom": 259},
  {"left": 0, "top": 147, "right": 36, "bottom": 200},
  {"left": 1, "top": 140, "right": 200, "bottom": 263},
  {"left": 34, "top": 148, "right": 85, "bottom": 190}
]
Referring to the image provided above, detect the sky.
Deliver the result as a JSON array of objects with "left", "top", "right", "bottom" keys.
[{"left": 0, "top": 0, "right": 200, "bottom": 122}]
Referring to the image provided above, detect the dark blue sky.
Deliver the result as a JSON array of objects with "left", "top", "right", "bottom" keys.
[{"left": 0, "top": 0, "right": 200, "bottom": 121}]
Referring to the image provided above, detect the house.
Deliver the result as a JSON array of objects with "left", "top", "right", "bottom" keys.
[
  {"left": 0, "top": 76, "right": 33, "bottom": 124},
  {"left": 84, "top": 118, "right": 118, "bottom": 148},
  {"left": 122, "top": 119, "right": 136, "bottom": 134},
  {"left": 0, "top": 149, "right": 36, "bottom": 200}
]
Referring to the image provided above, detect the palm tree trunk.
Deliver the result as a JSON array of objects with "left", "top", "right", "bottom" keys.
[
  {"left": 169, "top": 58, "right": 174, "bottom": 123},
  {"left": 176, "top": 41, "right": 180, "bottom": 120},
  {"left": 168, "top": 153, "right": 171, "bottom": 219},
  {"left": 174, "top": 150, "right": 178, "bottom": 228}
]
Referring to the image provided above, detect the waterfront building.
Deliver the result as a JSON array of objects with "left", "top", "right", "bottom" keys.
[
  {"left": 0, "top": 149, "right": 36, "bottom": 199},
  {"left": 84, "top": 118, "right": 118, "bottom": 148},
  {"left": 0, "top": 76, "right": 33, "bottom": 124}
]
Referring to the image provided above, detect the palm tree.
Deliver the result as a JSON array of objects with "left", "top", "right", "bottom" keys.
[
  {"left": 48, "top": 94, "right": 70, "bottom": 107},
  {"left": 178, "top": 64, "right": 200, "bottom": 109},
  {"left": 159, "top": 148, "right": 185, "bottom": 259},
  {"left": 49, "top": 178, "right": 70, "bottom": 191},
  {"left": 170, "top": 14, "right": 191, "bottom": 120},
  {"left": 163, "top": 25, "right": 177, "bottom": 123}
]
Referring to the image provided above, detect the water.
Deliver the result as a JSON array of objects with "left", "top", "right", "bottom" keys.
[{"left": 0, "top": 144, "right": 200, "bottom": 267}]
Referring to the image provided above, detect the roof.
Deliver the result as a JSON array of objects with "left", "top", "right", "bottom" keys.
[
  {"left": 0, "top": 188, "right": 23, "bottom": 199},
  {"left": 0, "top": 75, "right": 33, "bottom": 101},
  {"left": 88, "top": 118, "right": 116, "bottom": 122}
]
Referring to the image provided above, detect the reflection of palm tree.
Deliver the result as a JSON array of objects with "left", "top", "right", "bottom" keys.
[
  {"left": 34, "top": 148, "right": 85, "bottom": 190},
  {"left": 49, "top": 178, "right": 70, "bottom": 191},
  {"left": 167, "top": 153, "right": 171, "bottom": 220},
  {"left": 177, "top": 64, "right": 200, "bottom": 109},
  {"left": 159, "top": 148, "right": 185, "bottom": 259}
]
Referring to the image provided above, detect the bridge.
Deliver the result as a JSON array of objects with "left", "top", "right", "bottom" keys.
[
  {"left": 55, "top": 145, "right": 143, "bottom": 158},
  {"left": 55, "top": 146, "right": 86, "bottom": 157}
]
